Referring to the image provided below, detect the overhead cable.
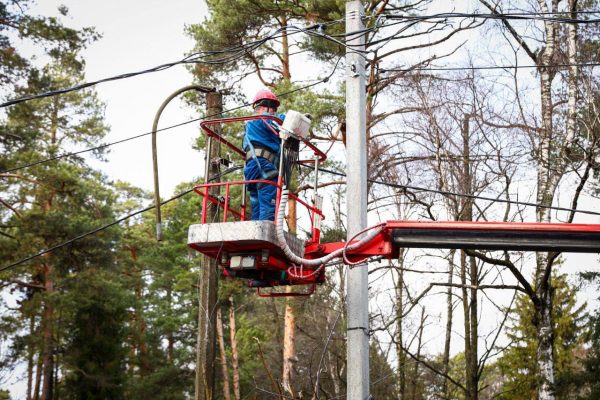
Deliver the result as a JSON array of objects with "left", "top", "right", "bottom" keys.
[
  {"left": 0, "top": 21, "right": 344, "bottom": 109},
  {"left": 0, "top": 62, "right": 343, "bottom": 271},
  {"left": 0, "top": 160, "right": 242, "bottom": 273},
  {"left": 383, "top": 11, "right": 600, "bottom": 24},
  {"left": 2, "top": 9, "right": 597, "bottom": 109},
  {"left": 310, "top": 166, "right": 600, "bottom": 217},
  {"left": 0, "top": 188, "right": 194, "bottom": 273},
  {"left": 1, "top": 57, "right": 342, "bottom": 174},
  {"left": 379, "top": 61, "right": 600, "bottom": 73}
]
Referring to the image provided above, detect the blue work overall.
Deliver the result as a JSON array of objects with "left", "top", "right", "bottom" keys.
[{"left": 243, "top": 112, "right": 285, "bottom": 221}]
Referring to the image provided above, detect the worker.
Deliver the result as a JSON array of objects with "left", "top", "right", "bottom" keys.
[{"left": 243, "top": 88, "right": 285, "bottom": 221}]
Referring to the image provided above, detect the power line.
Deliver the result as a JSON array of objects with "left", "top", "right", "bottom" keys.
[
  {"left": 0, "top": 65, "right": 343, "bottom": 271},
  {"left": 379, "top": 61, "right": 600, "bottom": 73},
  {"left": 0, "top": 161, "right": 243, "bottom": 273},
  {"left": 0, "top": 187, "right": 194, "bottom": 273},
  {"left": 1, "top": 116, "right": 204, "bottom": 174},
  {"left": 2, "top": 9, "right": 597, "bottom": 109},
  {"left": 0, "top": 52, "right": 215, "bottom": 108},
  {"left": 6, "top": 152, "right": 598, "bottom": 273},
  {"left": 383, "top": 11, "right": 600, "bottom": 24},
  {"left": 0, "top": 22, "right": 344, "bottom": 109},
  {"left": 1, "top": 60, "right": 342, "bottom": 174},
  {"left": 310, "top": 166, "right": 600, "bottom": 217}
]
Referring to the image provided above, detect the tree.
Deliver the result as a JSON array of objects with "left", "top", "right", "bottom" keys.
[
  {"left": 0, "top": 9, "right": 123, "bottom": 398},
  {"left": 496, "top": 274, "right": 586, "bottom": 400},
  {"left": 62, "top": 271, "right": 128, "bottom": 400},
  {"left": 477, "top": 1, "right": 600, "bottom": 398},
  {"left": 0, "top": 1, "right": 97, "bottom": 90}
]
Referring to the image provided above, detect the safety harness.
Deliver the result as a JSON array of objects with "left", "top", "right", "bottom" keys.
[{"left": 243, "top": 118, "right": 281, "bottom": 180}]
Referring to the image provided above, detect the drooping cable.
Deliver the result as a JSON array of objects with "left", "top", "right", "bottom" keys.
[
  {"left": 0, "top": 188, "right": 194, "bottom": 273},
  {"left": 379, "top": 61, "right": 600, "bottom": 73},
  {"left": 2, "top": 57, "right": 343, "bottom": 174},
  {"left": 0, "top": 21, "right": 345, "bottom": 109},
  {"left": 0, "top": 163, "right": 241, "bottom": 273},
  {"left": 282, "top": 137, "right": 300, "bottom": 187},
  {"left": 302, "top": 165, "right": 600, "bottom": 217},
  {"left": 383, "top": 11, "right": 600, "bottom": 24}
]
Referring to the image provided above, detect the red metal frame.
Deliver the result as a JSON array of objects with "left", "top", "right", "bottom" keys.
[
  {"left": 192, "top": 115, "right": 597, "bottom": 296},
  {"left": 384, "top": 221, "right": 600, "bottom": 232},
  {"left": 304, "top": 220, "right": 600, "bottom": 262},
  {"left": 191, "top": 179, "right": 327, "bottom": 296},
  {"left": 200, "top": 115, "right": 327, "bottom": 163},
  {"left": 193, "top": 180, "right": 325, "bottom": 236},
  {"left": 192, "top": 114, "right": 331, "bottom": 296}
]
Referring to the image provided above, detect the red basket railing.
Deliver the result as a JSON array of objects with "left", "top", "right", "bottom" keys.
[{"left": 193, "top": 180, "right": 325, "bottom": 240}]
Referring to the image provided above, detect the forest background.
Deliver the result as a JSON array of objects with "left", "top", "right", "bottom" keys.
[{"left": 0, "top": 0, "right": 599, "bottom": 400}]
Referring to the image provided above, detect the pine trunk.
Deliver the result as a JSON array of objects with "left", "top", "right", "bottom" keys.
[
  {"left": 40, "top": 262, "right": 54, "bottom": 400},
  {"left": 27, "top": 315, "right": 35, "bottom": 400},
  {"left": 167, "top": 286, "right": 174, "bottom": 364},
  {"left": 216, "top": 309, "right": 232, "bottom": 400},
  {"left": 229, "top": 297, "right": 241, "bottom": 400},
  {"left": 282, "top": 198, "right": 297, "bottom": 396},
  {"left": 34, "top": 350, "right": 42, "bottom": 400},
  {"left": 131, "top": 249, "right": 151, "bottom": 376},
  {"left": 281, "top": 15, "right": 291, "bottom": 80}
]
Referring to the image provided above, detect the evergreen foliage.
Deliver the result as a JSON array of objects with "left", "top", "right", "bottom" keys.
[{"left": 496, "top": 274, "right": 587, "bottom": 400}]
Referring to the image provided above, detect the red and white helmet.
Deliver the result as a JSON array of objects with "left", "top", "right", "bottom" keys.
[{"left": 252, "top": 88, "right": 280, "bottom": 108}]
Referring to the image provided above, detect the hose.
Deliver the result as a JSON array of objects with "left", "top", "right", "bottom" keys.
[{"left": 276, "top": 188, "right": 384, "bottom": 267}]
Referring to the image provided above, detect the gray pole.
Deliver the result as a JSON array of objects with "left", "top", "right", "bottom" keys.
[
  {"left": 345, "top": 1, "right": 369, "bottom": 399},
  {"left": 195, "top": 92, "right": 222, "bottom": 400}
]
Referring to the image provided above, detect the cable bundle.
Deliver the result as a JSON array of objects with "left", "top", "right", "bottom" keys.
[{"left": 282, "top": 137, "right": 300, "bottom": 187}]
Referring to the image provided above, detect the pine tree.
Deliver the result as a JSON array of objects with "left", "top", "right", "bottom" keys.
[
  {"left": 496, "top": 274, "right": 587, "bottom": 400},
  {"left": 0, "top": 9, "right": 126, "bottom": 398}
]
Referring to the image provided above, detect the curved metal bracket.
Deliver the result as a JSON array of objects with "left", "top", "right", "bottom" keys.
[{"left": 152, "top": 84, "right": 214, "bottom": 241}]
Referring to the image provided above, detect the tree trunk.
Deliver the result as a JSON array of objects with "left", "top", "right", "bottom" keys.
[
  {"left": 27, "top": 315, "right": 35, "bottom": 400},
  {"left": 442, "top": 250, "right": 454, "bottom": 399},
  {"left": 216, "top": 309, "right": 232, "bottom": 400},
  {"left": 461, "top": 113, "right": 478, "bottom": 400},
  {"left": 229, "top": 297, "right": 241, "bottom": 400},
  {"left": 130, "top": 248, "right": 151, "bottom": 376},
  {"left": 282, "top": 198, "right": 297, "bottom": 396},
  {"left": 34, "top": 349, "right": 42, "bottom": 400},
  {"left": 469, "top": 255, "right": 478, "bottom": 400},
  {"left": 535, "top": 289, "right": 556, "bottom": 400},
  {"left": 167, "top": 285, "right": 174, "bottom": 364},
  {"left": 410, "top": 307, "right": 426, "bottom": 400},
  {"left": 396, "top": 253, "right": 407, "bottom": 399},
  {"left": 40, "top": 262, "right": 54, "bottom": 400},
  {"left": 534, "top": 2, "right": 560, "bottom": 398},
  {"left": 460, "top": 250, "right": 473, "bottom": 400},
  {"left": 281, "top": 15, "right": 291, "bottom": 80}
]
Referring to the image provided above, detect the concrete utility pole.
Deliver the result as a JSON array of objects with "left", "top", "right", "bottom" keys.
[
  {"left": 345, "top": 1, "right": 369, "bottom": 399},
  {"left": 195, "top": 92, "right": 222, "bottom": 400}
]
